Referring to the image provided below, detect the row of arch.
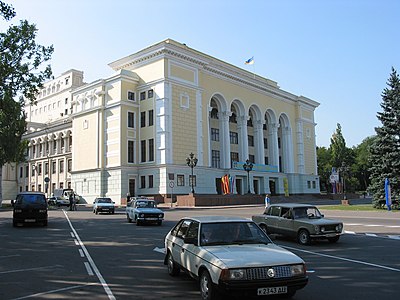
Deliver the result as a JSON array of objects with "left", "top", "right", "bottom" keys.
[{"left": 208, "top": 94, "right": 300, "bottom": 173}]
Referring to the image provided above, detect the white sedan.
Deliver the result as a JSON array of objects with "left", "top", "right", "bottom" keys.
[{"left": 164, "top": 216, "right": 308, "bottom": 300}]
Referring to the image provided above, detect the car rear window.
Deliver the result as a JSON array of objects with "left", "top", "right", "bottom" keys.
[
  {"left": 18, "top": 194, "right": 46, "bottom": 205},
  {"left": 98, "top": 198, "right": 112, "bottom": 203}
]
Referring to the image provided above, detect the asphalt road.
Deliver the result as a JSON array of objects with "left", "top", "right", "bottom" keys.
[{"left": 0, "top": 205, "right": 399, "bottom": 300}]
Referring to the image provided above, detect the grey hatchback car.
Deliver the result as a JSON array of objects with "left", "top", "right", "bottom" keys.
[{"left": 13, "top": 192, "right": 48, "bottom": 227}]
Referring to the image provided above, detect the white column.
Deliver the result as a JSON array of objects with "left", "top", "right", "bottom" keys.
[
  {"left": 269, "top": 123, "right": 279, "bottom": 168},
  {"left": 254, "top": 120, "right": 264, "bottom": 165},
  {"left": 219, "top": 111, "right": 231, "bottom": 169},
  {"left": 237, "top": 116, "right": 248, "bottom": 161},
  {"left": 282, "top": 126, "right": 294, "bottom": 173},
  {"left": 296, "top": 120, "right": 305, "bottom": 174},
  {"left": 196, "top": 90, "right": 203, "bottom": 166}
]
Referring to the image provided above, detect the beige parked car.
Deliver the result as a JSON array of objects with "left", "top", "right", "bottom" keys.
[
  {"left": 252, "top": 203, "right": 343, "bottom": 245},
  {"left": 164, "top": 216, "right": 308, "bottom": 299}
]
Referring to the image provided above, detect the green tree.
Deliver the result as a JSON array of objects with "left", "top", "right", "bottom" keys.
[
  {"left": 352, "top": 136, "right": 374, "bottom": 192},
  {"left": 0, "top": 1, "right": 53, "bottom": 202},
  {"left": 316, "top": 146, "right": 332, "bottom": 192},
  {"left": 368, "top": 68, "right": 400, "bottom": 204}
]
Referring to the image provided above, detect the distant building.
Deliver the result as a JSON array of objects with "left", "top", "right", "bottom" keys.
[{"left": 3, "top": 39, "right": 320, "bottom": 204}]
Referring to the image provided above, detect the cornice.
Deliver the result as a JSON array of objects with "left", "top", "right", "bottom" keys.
[{"left": 108, "top": 39, "right": 320, "bottom": 109}]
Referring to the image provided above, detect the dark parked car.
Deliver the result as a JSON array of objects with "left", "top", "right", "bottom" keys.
[{"left": 13, "top": 192, "right": 48, "bottom": 227}]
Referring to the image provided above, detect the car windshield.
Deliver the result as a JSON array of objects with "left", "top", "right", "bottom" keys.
[
  {"left": 98, "top": 198, "right": 112, "bottom": 203},
  {"left": 17, "top": 194, "right": 46, "bottom": 205},
  {"left": 135, "top": 201, "right": 156, "bottom": 208},
  {"left": 200, "top": 222, "right": 271, "bottom": 246},
  {"left": 293, "top": 206, "right": 322, "bottom": 219}
]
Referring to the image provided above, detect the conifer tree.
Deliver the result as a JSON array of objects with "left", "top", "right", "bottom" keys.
[{"left": 368, "top": 68, "right": 400, "bottom": 203}]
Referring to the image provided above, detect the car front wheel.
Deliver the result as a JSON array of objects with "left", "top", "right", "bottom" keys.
[
  {"left": 297, "top": 229, "right": 311, "bottom": 245},
  {"left": 167, "top": 252, "right": 180, "bottom": 276},
  {"left": 199, "top": 270, "right": 218, "bottom": 300},
  {"left": 127, "top": 214, "right": 132, "bottom": 223}
]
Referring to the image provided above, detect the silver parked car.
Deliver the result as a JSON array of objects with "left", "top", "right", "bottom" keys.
[
  {"left": 126, "top": 198, "right": 164, "bottom": 225},
  {"left": 164, "top": 216, "right": 308, "bottom": 300},
  {"left": 252, "top": 203, "right": 343, "bottom": 245}
]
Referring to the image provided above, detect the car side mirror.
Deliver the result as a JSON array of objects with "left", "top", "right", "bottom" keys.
[
  {"left": 184, "top": 236, "right": 198, "bottom": 246},
  {"left": 113, "top": 201, "right": 115, "bottom": 204},
  {"left": 321, "top": 214, "right": 324, "bottom": 218},
  {"left": 11, "top": 199, "right": 15, "bottom": 207}
]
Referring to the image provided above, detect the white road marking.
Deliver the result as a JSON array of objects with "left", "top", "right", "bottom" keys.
[
  {"left": 11, "top": 283, "right": 98, "bottom": 300},
  {"left": 0, "top": 265, "right": 62, "bottom": 275},
  {"left": 70, "top": 232, "right": 75, "bottom": 238},
  {"left": 74, "top": 239, "right": 79, "bottom": 245},
  {"left": 63, "top": 211, "right": 116, "bottom": 300},
  {"left": 79, "top": 249, "right": 85, "bottom": 257},
  {"left": 0, "top": 254, "right": 20, "bottom": 259},
  {"left": 153, "top": 247, "right": 165, "bottom": 254},
  {"left": 284, "top": 245, "right": 400, "bottom": 273},
  {"left": 84, "top": 262, "right": 94, "bottom": 276}
]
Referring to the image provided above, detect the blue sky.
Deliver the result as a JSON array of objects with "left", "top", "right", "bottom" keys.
[{"left": 5, "top": 0, "right": 400, "bottom": 148}]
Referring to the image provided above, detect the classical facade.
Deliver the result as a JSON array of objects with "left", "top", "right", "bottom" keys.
[{"left": 4, "top": 39, "right": 320, "bottom": 204}]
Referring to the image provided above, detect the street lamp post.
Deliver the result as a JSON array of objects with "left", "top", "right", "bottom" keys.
[
  {"left": 340, "top": 162, "right": 349, "bottom": 200},
  {"left": 243, "top": 159, "right": 254, "bottom": 194},
  {"left": 186, "top": 153, "right": 198, "bottom": 194}
]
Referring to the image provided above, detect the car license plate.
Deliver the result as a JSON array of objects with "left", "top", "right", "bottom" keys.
[
  {"left": 257, "top": 286, "right": 287, "bottom": 295},
  {"left": 146, "top": 218, "right": 157, "bottom": 220},
  {"left": 24, "top": 219, "right": 36, "bottom": 222}
]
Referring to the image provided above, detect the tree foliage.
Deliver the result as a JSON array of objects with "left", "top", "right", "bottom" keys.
[
  {"left": 368, "top": 68, "right": 400, "bottom": 202},
  {"left": 0, "top": 1, "right": 53, "bottom": 200}
]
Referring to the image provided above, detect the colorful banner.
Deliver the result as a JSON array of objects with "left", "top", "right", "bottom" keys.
[
  {"left": 385, "top": 178, "right": 392, "bottom": 211},
  {"left": 221, "top": 174, "right": 235, "bottom": 195}
]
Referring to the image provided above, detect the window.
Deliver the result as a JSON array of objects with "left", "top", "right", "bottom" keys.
[
  {"left": 307, "top": 181, "right": 311, "bottom": 189},
  {"left": 210, "top": 108, "right": 218, "bottom": 119},
  {"left": 140, "top": 91, "right": 146, "bottom": 101},
  {"left": 264, "top": 157, "right": 269, "bottom": 165},
  {"left": 65, "top": 97, "right": 68, "bottom": 104},
  {"left": 60, "top": 182, "right": 64, "bottom": 189},
  {"left": 38, "top": 184, "right": 42, "bottom": 192},
  {"left": 141, "top": 140, "right": 146, "bottom": 162},
  {"left": 212, "top": 150, "right": 220, "bottom": 168},
  {"left": 231, "top": 152, "right": 239, "bottom": 167},
  {"left": 59, "top": 160, "right": 64, "bottom": 173},
  {"left": 230, "top": 131, "right": 238, "bottom": 144},
  {"left": 19, "top": 167, "right": 23, "bottom": 178},
  {"left": 189, "top": 175, "right": 197, "bottom": 188},
  {"left": 25, "top": 166, "right": 29, "bottom": 177},
  {"left": 148, "top": 175, "right": 154, "bottom": 188},
  {"left": 247, "top": 118, "right": 253, "bottom": 127},
  {"left": 67, "top": 159, "right": 72, "bottom": 172},
  {"left": 278, "top": 137, "right": 281, "bottom": 149},
  {"left": 53, "top": 140, "right": 57, "bottom": 151},
  {"left": 264, "top": 138, "right": 268, "bottom": 149},
  {"left": 128, "top": 112, "right": 135, "bottom": 128},
  {"left": 229, "top": 113, "right": 237, "bottom": 123},
  {"left": 177, "top": 175, "right": 185, "bottom": 186},
  {"left": 211, "top": 128, "right": 219, "bottom": 141},
  {"left": 140, "top": 176, "right": 146, "bottom": 188},
  {"left": 312, "top": 181, "right": 316, "bottom": 189},
  {"left": 148, "top": 110, "right": 154, "bottom": 126},
  {"left": 128, "top": 140, "right": 135, "bottom": 163},
  {"left": 61, "top": 139, "right": 65, "bottom": 149},
  {"left": 45, "top": 162, "right": 49, "bottom": 175},
  {"left": 148, "top": 89, "right": 154, "bottom": 98},
  {"left": 52, "top": 161, "right": 56, "bottom": 174},
  {"left": 128, "top": 91, "right": 135, "bottom": 101},
  {"left": 249, "top": 155, "right": 255, "bottom": 163},
  {"left": 148, "top": 139, "right": 154, "bottom": 162},
  {"left": 140, "top": 111, "right": 146, "bottom": 127},
  {"left": 38, "top": 163, "right": 42, "bottom": 175},
  {"left": 248, "top": 135, "right": 254, "bottom": 147},
  {"left": 31, "top": 165, "right": 35, "bottom": 176}
]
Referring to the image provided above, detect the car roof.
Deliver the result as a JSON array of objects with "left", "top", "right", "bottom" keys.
[
  {"left": 270, "top": 203, "right": 317, "bottom": 208},
  {"left": 184, "top": 216, "right": 251, "bottom": 223},
  {"left": 18, "top": 191, "right": 45, "bottom": 196}
]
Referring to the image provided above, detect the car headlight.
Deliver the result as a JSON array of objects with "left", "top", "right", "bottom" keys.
[
  {"left": 159, "top": 214, "right": 164, "bottom": 218},
  {"left": 14, "top": 209, "right": 22, "bottom": 213},
  {"left": 320, "top": 226, "right": 325, "bottom": 232},
  {"left": 336, "top": 224, "right": 343, "bottom": 232},
  {"left": 139, "top": 213, "right": 144, "bottom": 218},
  {"left": 314, "top": 225, "right": 320, "bottom": 233},
  {"left": 39, "top": 209, "right": 47, "bottom": 213},
  {"left": 220, "top": 269, "right": 247, "bottom": 280},
  {"left": 291, "top": 264, "right": 306, "bottom": 276}
]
